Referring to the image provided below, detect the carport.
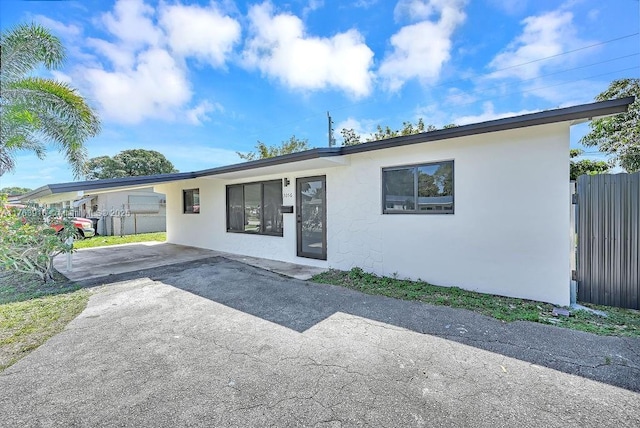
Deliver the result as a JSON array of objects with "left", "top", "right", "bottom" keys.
[{"left": 53, "top": 242, "right": 327, "bottom": 282}]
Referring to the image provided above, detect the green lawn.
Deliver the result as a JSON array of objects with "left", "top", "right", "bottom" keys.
[
  {"left": 0, "top": 270, "right": 88, "bottom": 370},
  {"left": 312, "top": 268, "right": 640, "bottom": 337},
  {"left": 0, "top": 232, "right": 168, "bottom": 370},
  {"left": 73, "top": 231, "right": 166, "bottom": 249},
  {"left": 0, "top": 231, "right": 166, "bottom": 370}
]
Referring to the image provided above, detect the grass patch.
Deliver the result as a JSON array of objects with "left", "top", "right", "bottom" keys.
[
  {"left": 0, "top": 289, "right": 88, "bottom": 370},
  {"left": 0, "top": 231, "right": 165, "bottom": 370},
  {"left": 73, "top": 231, "right": 166, "bottom": 249},
  {"left": 312, "top": 268, "right": 640, "bottom": 337},
  {"left": 0, "top": 270, "right": 89, "bottom": 370},
  {"left": 0, "top": 270, "right": 80, "bottom": 305}
]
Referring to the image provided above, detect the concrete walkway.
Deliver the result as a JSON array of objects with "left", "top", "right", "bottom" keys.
[
  {"left": 54, "top": 241, "right": 326, "bottom": 281},
  {"left": 2, "top": 257, "right": 639, "bottom": 427}
]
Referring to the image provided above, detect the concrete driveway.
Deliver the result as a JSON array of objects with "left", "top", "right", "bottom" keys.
[
  {"left": 2, "top": 257, "right": 639, "bottom": 427},
  {"left": 53, "top": 242, "right": 326, "bottom": 281}
]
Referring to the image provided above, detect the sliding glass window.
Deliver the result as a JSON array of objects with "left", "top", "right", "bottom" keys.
[{"left": 226, "top": 180, "right": 283, "bottom": 236}]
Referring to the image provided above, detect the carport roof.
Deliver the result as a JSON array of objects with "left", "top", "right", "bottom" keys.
[
  {"left": 19, "top": 96, "right": 634, "bottom": 201},
  {"left": 20, "top": 172, "right": 197, "bottom": 201}
]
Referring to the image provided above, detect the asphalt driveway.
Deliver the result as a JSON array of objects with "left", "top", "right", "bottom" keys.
[{"left": 1, "top": 257, "right": 639, "bottom": 427}]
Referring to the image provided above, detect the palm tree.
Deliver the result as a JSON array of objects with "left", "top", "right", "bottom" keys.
[{"left": 0, "top": 23, "right": 100, "bottom": 178}]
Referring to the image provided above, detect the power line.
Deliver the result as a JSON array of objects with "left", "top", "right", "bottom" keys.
[
  {"left": 430, "top": 53, "right": 639, "bottom": 108},
  {"left": 517, "top": 66, "right": 639, "bottom": 96},
  {"left": 327, "top": 32, "right": 640, "bottom": 116},
  {"left": 242, "top": 33, "right": 640, "bottom": 140},
  {"left": 507, "top": 53, "right": 638, "bottom": 83},
  {"left": 419, "top": 66, "right": 639, "bottom": 116},
  {"left": 490, "top": 33, "right": 639, "bottom": 73},
  {"left": 377, "top": 67, "right": 637, "bottom": 123}
]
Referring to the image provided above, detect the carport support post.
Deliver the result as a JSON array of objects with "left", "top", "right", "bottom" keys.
[{"left": 65, "top": 236, "right": 73, "bottom": 271}]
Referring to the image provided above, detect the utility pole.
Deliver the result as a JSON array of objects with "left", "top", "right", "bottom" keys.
[{"left": 327, "top": 111, "right": 335, "bottom": 147}]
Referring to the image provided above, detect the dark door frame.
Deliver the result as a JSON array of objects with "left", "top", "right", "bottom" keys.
[{"left": 296, "top": 175, "right": 327, "bottom": 260}]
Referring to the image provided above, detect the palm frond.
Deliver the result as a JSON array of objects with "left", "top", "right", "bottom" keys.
[
  {"left": 0, "top": 106, "right": 46, "bottom": 174},
  {"left": 0, "top": 23, "right": 65, "bottom": 84},
  {"left": 0, "top": 23, "right": 100, "bottom": 178},
  {"left": 0, "top": 146, "right": 16, "bottom": 176},
  {"left": 5, "top": 78, "right": 101, "bottom": 135},
  {"left": 2, "top": 78, "right": 100, "bottom": 177}
]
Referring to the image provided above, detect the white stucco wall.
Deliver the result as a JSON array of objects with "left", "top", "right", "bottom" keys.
[
  {"left": 157, "top": 123, "right": 571, "bottom": 305},
  {"left": 157, "top": 174, "right": 329, "bottom": 269}
]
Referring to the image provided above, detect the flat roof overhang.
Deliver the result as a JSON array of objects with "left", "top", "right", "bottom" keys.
[
  {"left": 19, "top": 173, "right": 196, "bottom": 202},
  {"left": 17, "top": 96, "right": 634, "bottom": 201}
]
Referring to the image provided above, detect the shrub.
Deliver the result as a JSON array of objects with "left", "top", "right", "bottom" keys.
[{"left": 0, "top": 196, "right": 74, "bottom": 282}]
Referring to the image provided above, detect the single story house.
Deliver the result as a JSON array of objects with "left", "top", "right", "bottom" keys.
[
  {"left": 19, "top": 187, "right": 166, "bottom": 236},
  {"left": 19, "top": 97, "right": 634, "bottom": 306}
]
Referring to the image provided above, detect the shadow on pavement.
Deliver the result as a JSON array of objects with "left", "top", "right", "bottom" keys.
[{"left": 76, "top": 256, "right": 640, "bottom": 393}]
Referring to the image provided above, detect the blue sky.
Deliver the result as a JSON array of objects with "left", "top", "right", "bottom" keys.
[{"left": 1, "top": 0, "right": 639, "bottom": 189}]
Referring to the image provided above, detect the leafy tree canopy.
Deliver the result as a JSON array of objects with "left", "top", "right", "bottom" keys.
[
  {"left": 1, "top": 23, "right": 100, "bottom": 178},
  {"left": 237, "top": 136, "right": 311, "bottom": 161},
  {"left": 341, "top": 119, "right": 457, "bottom": 146},
  {"left": 84, "top": 149, "right": 178, "bottom": 180},
  {"left": 570, "top": 149, "right": 611, "bottom": 180},
  {"left": 580, "top": 78, "right": 640, "bottom": 172},
  {"left": 0, "top": 186, "right": 32, "bottom": 196}
]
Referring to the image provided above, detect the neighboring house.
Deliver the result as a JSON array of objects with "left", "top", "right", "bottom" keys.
[
  {"left": 22, "top": 187, "right": 166, "bottom": 236},
  {"left": 19, "top": 97, "right": 634, "bottom": 306}
]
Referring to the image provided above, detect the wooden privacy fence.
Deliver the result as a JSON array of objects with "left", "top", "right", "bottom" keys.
[{"left": 576, "top": 172, "right": 640, "bottom": 309}]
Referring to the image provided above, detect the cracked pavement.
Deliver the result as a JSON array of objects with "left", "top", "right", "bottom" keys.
[{"left": 1, "top": 257, "right": 639, "bottom": 427}]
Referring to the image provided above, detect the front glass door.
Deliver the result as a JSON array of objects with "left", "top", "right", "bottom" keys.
[{"left": 297, "top": 176, "right": 326, "bottom": 260}]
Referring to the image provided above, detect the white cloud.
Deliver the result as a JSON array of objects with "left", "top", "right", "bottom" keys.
[
  {"left": 413, "top": 102, "right": 452, "bottom": 128},
  {"left": 101, "top": 0, "right": 162, "bottom": 48},
  {"left": 303, "top": 0, "right": 325, "bottom": 17},
  {"left": 86, "top": 38, "right": 136, "bottom": 70},
  {"left": 50, "top": 70, "right": 72, "bottom": 84},
  {"left": 34, "top": 15, "right": 81, "bottom": 37},
  {"left": 242, "top": 1, "right": 374, "bottom": 97},
  {"left": 84, "top": 49, "right": 192, "bottom": 124},
  {"left": 394, "top": 0, "right": 442, "bottom": 22},
  {"left": 159, "top": 2, "right": 241, "bottom": 68},
  {"left": 186, "top": 101, "right": 223, "bottom": 125},
  {"left": 75, "top": 0, "right": 238, "bottom": 124},
  {"left": 379, "top": 0, "right": 467, "bottom": 91},
  {"left": 335, "top": 117, "right": 378, "bottom": 137},
  {"left": 353, "top": 0, "right": 378, "bottom": 8},
  {"left": 444, "top": 87, "right": 477, "bottom": 106},
  {"left": 587, "top": 9, "right": 600, "bottom": 21},
  {"left": 453, "top": 102, "right": 540, "bottom": 125},
  {"left": 520, "top": 79, "right": 606, "bottom": 106},
  {"left": 488, "top": 10, "right": 588, "bottom": 80}
]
